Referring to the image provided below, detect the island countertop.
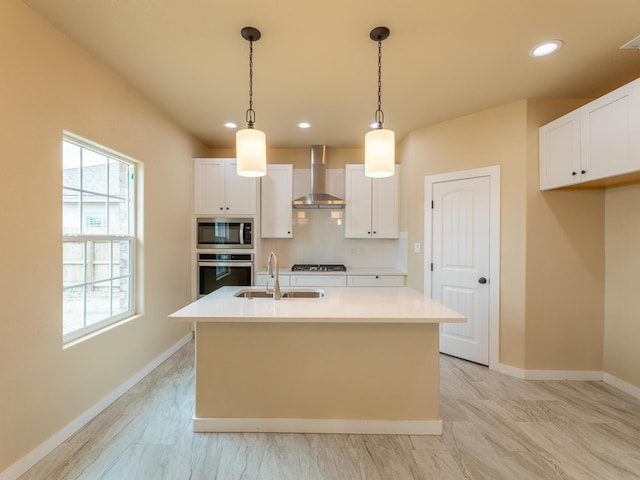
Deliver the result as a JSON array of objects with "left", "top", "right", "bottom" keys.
[{"left": 169, "top": 286, "right": 466, "bottom": 324}]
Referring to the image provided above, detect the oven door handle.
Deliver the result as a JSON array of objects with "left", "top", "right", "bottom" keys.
[{"left": 198, "top": 261, "right": 254, "bottom": 268}]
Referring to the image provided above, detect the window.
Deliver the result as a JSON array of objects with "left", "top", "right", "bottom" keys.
[{"left": 62, "top": 133, "right": 136, "bottom": 341}]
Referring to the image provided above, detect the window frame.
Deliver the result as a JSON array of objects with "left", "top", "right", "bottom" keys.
[{"left": 62, "top": 132, "right": 138, "bottom": 344}]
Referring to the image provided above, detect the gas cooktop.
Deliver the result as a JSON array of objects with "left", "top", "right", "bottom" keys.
[{"left": 291, "top": 264, "right": 347, "bottom": 272}]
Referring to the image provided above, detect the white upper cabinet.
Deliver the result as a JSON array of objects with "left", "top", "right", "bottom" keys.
[
  {"left": 539, "top": 110, "right": 581, "bottom": 190},
  {"left": 194, "top": 158, "right": 257, "bottom": 215},
  {"left": 581, "top": 80, "right": 640, "bottom": 182},
  {"left": 539, "top": 77, "right": 640, "bottom": 190},
  {"left": 261, "top": 164, "right": 293, "bottom": 238},
  {"left": 345, "top": 164, "right": 398, "bottom": 238}
]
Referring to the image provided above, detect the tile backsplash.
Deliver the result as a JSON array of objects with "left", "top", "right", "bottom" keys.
[{"left": 259, "top": 168, "right": 407, "bottom": 270}]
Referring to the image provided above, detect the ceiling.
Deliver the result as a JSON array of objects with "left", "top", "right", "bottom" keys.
[{"left": 23, "top": 0, "right": 640, "bottom": 149}]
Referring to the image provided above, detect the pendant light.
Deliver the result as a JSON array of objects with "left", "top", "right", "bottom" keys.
[
  {"left": 236, "top": 27, "right": 267, "bottom": 177},
  {"left": 365, "top": 26, "right": 395, "bottom": 178}
]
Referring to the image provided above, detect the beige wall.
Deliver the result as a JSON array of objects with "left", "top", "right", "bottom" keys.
[
  {"left": 0, "top": 1, "right": 207, "bottom": 473},
  {"left": 209, "top": 146, "right": 363, "bottom": 169},
  {"left": 525, "top": 100, "right": 605, "bottom": 371},
  {"left": 604, "top": 184, "right": 640, "bottom": 387},
  {"left": 399, "top": 100, "right": 529, "bottom": 368},
  {"left": 399, "top": 98, "right": 606, "bottom": 371},
  {"left": 1, "top": 0, "right": 637, "bottom": 472},
  {"left": 196, "top": 322, "right": 441, "bottom": 422}
]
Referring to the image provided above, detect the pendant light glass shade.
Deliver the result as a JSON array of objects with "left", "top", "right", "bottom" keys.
[
  {"left": 365, "top": 128, "right": 395, "bottom": 178},
  {"left": 365, "top": 26, "right": 395, "bottom": 178},
  {"left": 237, "top": 27, "right": 266, "bottom": 177},
  {"left": 236, "top": 128, "right": 266, "bottom": 177}
]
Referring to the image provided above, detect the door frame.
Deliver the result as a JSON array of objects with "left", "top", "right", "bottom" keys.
[{"left": 424, "top": 165, "right": 501, "bottom": 370}]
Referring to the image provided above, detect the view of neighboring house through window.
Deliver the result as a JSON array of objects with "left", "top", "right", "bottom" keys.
[{"left": 62, "top": 134, "right": 136, "bottom": 341}]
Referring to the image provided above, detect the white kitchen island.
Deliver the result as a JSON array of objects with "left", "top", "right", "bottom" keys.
[{"left": 169, "top": 286, "right": 465, "bottom": 435}]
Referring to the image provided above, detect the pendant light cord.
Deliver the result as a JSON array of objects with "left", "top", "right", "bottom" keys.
[
  {"left": 246, "top": 38, "right": 256, "bottom": 128},
  {"left": 375, "top": 39, "right": 385, "bottom": 129}
]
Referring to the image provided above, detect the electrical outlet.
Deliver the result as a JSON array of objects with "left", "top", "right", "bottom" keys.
[{"left": 414, "top": 242, "right": 421, "bottom": 253}]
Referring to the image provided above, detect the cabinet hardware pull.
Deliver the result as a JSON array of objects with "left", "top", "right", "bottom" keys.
[
  {"left": 572, "top": 171, "right": 577, "bottom": 176},
  {"left": 581, "top": 170, "right": 586, "bottom": 174}
]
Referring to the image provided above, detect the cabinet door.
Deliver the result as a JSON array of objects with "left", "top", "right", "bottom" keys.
[
  {"left": 261, "top": 164, "right": 293, "bottom": 238},
  {"left": 539, "top": 111, "right": 581, "bottom": 190},
  {"left": 289, "top": 275, "right": 347, "bottom": 287},
  {"left": 224, "top": 160, "right": 257, "bottom": 215},
  {"left": 255, "top": 273, "right": 291, "bottom": 287},
  {"left": 581, "top": 79, "right": 640, "bottom": 182},
  {"left": 371, "top": 166, "right": 399, "bottom": 238},
  {"left": 344, "top": 164, "right": 373, "bottom": 238},
  {"left": 194, "top": 158, "right": 225, "bottom": 214},
  {"left": 347, "top": 275, "right": 405, "bottom": 287}
]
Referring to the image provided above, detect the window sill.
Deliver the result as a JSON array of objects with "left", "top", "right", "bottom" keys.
[{"left": 63, "top": 313, "right": 142, "bottom": 349}]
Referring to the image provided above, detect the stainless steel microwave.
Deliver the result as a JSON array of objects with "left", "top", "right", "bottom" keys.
[{"left": 197, "top": 217, "right": 253, "bottom": 249}]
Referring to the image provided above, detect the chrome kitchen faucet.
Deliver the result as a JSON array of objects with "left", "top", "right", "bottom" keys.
[{"left": 266, "top": 251, "right": 281, "bottom": 300}]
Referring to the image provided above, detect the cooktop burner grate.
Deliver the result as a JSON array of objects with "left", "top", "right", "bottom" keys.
[{"left": 291, "top": 264, "right": 347, "bottom": 272}]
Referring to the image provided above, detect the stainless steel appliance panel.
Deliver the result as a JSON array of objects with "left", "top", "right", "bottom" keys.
[
  {"left": 198, "top": 253, "right": 253, "bottom": 296},
  {"left": 197, "top": 217, "right": 253, "bottom": 249}
]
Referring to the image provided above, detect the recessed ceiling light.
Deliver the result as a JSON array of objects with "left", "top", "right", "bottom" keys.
[
  {"left": 298, "top": 122, "right": 311, "bottom": 129},
  {"left": 224, "top": 122, "right": 237, "bottom": 129},
  {"left": 529, "top": 40, "right": 563, "bottom": 57}
]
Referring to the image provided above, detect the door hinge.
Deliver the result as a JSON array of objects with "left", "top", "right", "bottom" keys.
[
  {"left": 431, "top": 263, "right": 434, "bottom": 271},
  {"left": 431, "top": 200, "right": 434, "bottom": 209}
]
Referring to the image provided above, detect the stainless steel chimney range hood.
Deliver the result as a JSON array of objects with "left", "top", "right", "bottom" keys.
[{"left": 292, "top": 145, "right": 345, "bottom": 209}]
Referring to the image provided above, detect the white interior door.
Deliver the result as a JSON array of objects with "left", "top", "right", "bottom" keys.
[{"left": 432, "top": 176, "right": 490, "bottom": 365}]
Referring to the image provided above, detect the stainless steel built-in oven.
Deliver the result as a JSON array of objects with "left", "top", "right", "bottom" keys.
[
  {"left": 198, "top": 253, "right": 253, "bottom": 296},
  {"left": 197, "top": 217, "right": 253, "bottom": 249}
]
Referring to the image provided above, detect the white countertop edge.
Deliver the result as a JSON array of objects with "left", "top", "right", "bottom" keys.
[
  {"left": 169, "top": 286, "right": 466, "bottom": 324},
  {"left": 173, "top": 315, "right": 463, "bottom": 324}
]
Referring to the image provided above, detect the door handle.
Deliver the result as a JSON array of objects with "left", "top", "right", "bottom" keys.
[{"left": 478, "top": 277, "right": 487, "bottom": 284}]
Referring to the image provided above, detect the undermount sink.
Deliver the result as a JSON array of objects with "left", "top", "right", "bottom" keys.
[
  {"left": 282, "top": 290, "right": 325, "bottom": 298},
  {"left": 234, "top": 288, "right": 325, "bottom": 299},
  {"left": 234, "top": 290, "right": 274, "bottom": 298}
]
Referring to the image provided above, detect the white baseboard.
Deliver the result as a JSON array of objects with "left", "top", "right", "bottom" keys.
[
  {"left": 498, "top": 364, "right": 640, "bottom": 400},
  {"left": 524, "top": 370, "right": 603, "bottom": 381},
  {"left": 193, "top": 417, "right": 443, "bottom": 436},
  {"left": 498, "top": 363, "right": 526, "bottom": 379},
  {"left": 498, "top": 363, "right": 602, "bottom": 381},
  {"left": 0, "top": 333, "right": 192, "bottom": 480},
  {"left": 603, "top": 373, "right": 640, "bottom": 400}
]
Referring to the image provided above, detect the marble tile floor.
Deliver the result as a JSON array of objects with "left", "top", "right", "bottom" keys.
[{"left": 18, "top": 341, "right": 640, "bottom": 480}]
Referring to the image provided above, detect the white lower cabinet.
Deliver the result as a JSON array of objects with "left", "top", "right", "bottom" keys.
[
  {"left": 346, "top": 275, "right": 405, "bottom": 287},
  {"left": 289, "top": 275, "right": 347, "bottom": 287},
  {"left": 255, "top": 273, "right": 291, "bottom": 287},
  {"left": 256, "top": 273, "right": 405, "bottom": 288}
]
